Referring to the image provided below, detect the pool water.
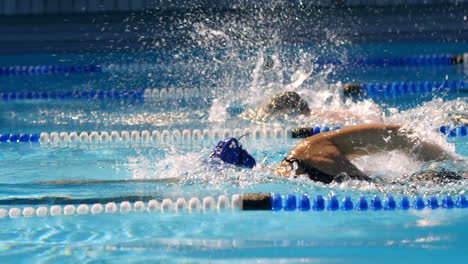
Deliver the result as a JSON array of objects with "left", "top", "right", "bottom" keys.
[
  {"left": 1, "top": 6, "right": 468, "bottom": 264},
  {"left": 0, "top": 47, "right": 467, "bottom": 263}
]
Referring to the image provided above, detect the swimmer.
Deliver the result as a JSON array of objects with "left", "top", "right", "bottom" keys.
[
  {"left": 37, "top": 124, "right": 459, "bottom": 186},
  {"left": 389, "top": 169, "right": 467, "bottom": 187},
  {"left": 210, "top": 124, "right": 456, "bottom": 184},
  {"left": 449, "top": 112, "right": 468, "bottom": 126},
  {"left": 239, "top": 91, "right": 382, "bottom": 123}
]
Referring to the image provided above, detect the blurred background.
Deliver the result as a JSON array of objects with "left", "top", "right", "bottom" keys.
[{"left": 0, "top": 0, "right": 467, "bottom": 54}]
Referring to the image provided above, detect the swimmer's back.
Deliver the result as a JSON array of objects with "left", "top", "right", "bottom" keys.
[
  {"left": 311, "top": 124, "right": 451, "bottom": 161},
  {"left": 321, "top": 124, "right": 403, "bottom": 155}
]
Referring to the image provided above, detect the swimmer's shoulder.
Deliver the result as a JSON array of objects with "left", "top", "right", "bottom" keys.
[
  {"left": 321, "top": 124, "right": 402, "bottom": 139},
  {"left": 293, "top": 124, "right": 404, "bottom": 152},
  {"left": 333, "top": 124, "right": 401, "bottom": 133}
]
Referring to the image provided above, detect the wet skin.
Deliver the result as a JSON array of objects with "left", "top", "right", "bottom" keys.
[{"left": 274, "top": 124, "right": 454, "bottom": 181}]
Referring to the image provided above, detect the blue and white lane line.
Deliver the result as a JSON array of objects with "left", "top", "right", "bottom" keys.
[
  {"left": 0, "top": 194, "right": 467, "bottom": 219},
  {"left": 1, "top": 53, "right": 466, "bottom": 77},
  {"left": 0, "top": 125, "right": 465, "bottom": 145},
  {"left": 343, "top": 80, "right": 468, "bottom": 99},
  {"left": 0, "top": 125, "right": 466, "bottom": 145}
]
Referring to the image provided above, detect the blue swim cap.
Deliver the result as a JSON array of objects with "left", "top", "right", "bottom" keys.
[{"left": 209, "top": 138, "right": 256, "bottom": 169}]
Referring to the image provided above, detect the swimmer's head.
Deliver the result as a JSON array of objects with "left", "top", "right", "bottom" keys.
[
  {"left": 261, "top": 91, "right": 310, "bottom": 117},
  {"left": 209, "top": 138, "right": 256, "bottom": 169}
]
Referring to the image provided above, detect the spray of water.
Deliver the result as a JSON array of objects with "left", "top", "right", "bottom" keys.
[{"left": 115, "top": 2, "right": 468, "bottom": 195}]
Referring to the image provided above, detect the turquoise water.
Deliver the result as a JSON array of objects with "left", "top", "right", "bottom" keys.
[{"left": 1, "top": 40, "right": 468, "bottom": 263}]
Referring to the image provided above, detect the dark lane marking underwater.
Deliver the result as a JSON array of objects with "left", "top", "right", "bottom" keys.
[
  {"left": 0, "top": 195, "right": 159, "bottom": 206},
  {"left": 34, "top": 177, "right": 181, "bottom": 185}
]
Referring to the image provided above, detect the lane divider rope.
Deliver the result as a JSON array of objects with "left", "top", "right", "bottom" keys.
[
  {"left": 290, "top": 125, "right": 467, "bottom": 138},
  {"left": 3, "top": 78, "right": 464, "bottom": 102},
  {"left": 2, "top": 80, "right": 465, "bottom": 102},
  {"left": 0, "top": 125, "right": 465, "bottom": 145},
  {"left": 0, "top": 194, "right": 466, "bottom": 219},
  {"left": 0, "top": 88, "right": 209, "bottom": 101},
  {"left": 246, "top": 193, "right": 468, "bottom": 211},
  {"left": 0, "top": 127, "right": 289, "bottom": 145},
  {"left": 1, "top": 53, "right": 466, "bottom": 77},
  {"left": 343, "top": 80, "right": 467, "bottom": 99},
  {"left": 0, "top": 65, "right": 102, "bottom": 76},
  {"left": 326, "top": 53, "right": 467, "bottom": 68}
]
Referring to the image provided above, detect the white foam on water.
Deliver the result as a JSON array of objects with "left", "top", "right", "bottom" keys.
[
  {"left": 208, "top": 98, "right": 229, "bottom": 121},
  {"left": 125, "top": 147, "right": 206, "bottom": 181},
  {"left": 351, "top": 150, "right": 424, "bottom": 180},
  {"left": 123, "top": 141, "right": 282, "bottom": 193},
  {"left": 135, "top": 20, "right": 468, "bottom": 194},
  {"left": 386, "top": 97, "right": 468, "bottom": 156},
  {"left": 298, "top": 81, "right": 385, "bottom": 126}
]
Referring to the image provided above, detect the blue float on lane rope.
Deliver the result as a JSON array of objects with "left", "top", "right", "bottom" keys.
[
  {"left": 341, "top": 196, "right": 353, "bottom": 211},
  {"left": 271, "top": 193, "right": 282, "bottom": 211},
  {"left": 313, "top": 195, "right": 325, "bottom": 211},
  {"left": 284, "top": 194, "right": 297, "bottom": 211},
  {"left": 298, "top": 195, "right": 310, "bottom": 211},
  {"left": 371, "top": 196, "right": 383, "bottom": 210}
]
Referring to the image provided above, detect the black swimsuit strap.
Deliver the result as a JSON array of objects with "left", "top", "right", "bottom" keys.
[{"left": 283, "top": 158, "right": 334, "bottom": 184}]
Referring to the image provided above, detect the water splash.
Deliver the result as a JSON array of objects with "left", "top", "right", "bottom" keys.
[
  {"left": 106, "top": 2, "right": 468, "bottom": 196},
  {"left": 352, "top": 150, "right": 424, "bottom": 179}
]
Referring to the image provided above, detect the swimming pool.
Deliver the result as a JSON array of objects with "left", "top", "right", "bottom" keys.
[{"left": 1, "top": 3, "right": 468, "bottom": 264}]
